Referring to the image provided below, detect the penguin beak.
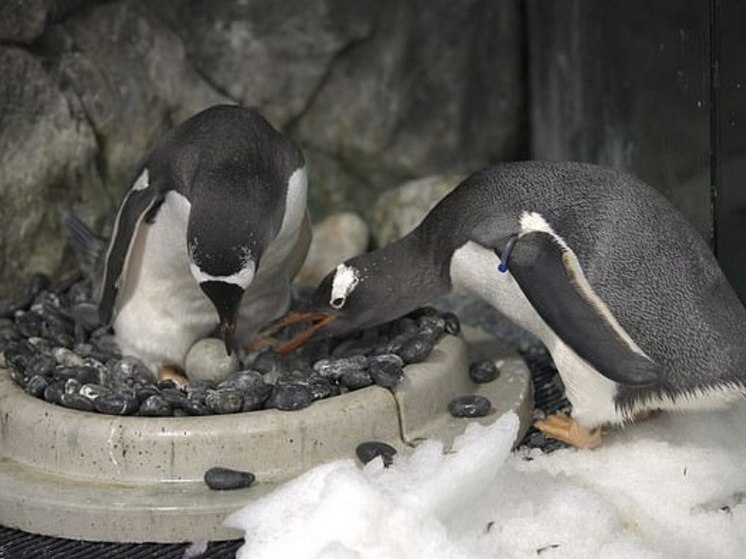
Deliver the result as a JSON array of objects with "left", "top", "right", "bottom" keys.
[
  {"left": 258, "top": 311, "right": 336, "bottom": 354},
  {"left": 199, "top": 281, "right": 244, "bottom": 356},
  {"left": 221, "top": 316, "right": 238, "bottom": 355}
]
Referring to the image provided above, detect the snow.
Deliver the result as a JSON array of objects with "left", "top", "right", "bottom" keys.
[{"left": 226, "top": 405, "right": 746, "bottom": 559}]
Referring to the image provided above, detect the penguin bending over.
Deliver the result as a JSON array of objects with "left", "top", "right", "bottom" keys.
[
  {"left": 71, "top": 104, "right": 310, "bottom": 374},
  {"left": 268, "top": 161, "right": 746, "bottom": 447}
]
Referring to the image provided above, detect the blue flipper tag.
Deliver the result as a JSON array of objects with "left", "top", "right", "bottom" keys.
[{"left": 496, "top": 234, "right": 519, "bottom": 274}]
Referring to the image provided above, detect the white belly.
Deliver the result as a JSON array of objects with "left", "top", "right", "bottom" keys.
[
  {"left": 113, "top": 191, "right": 216, "bottom": 370},
  {"left": 449, "top": 241, "right": 622, "bottom": 428},
  {"left": 112, "top": 171, "right": 308, "bottom": 371}
]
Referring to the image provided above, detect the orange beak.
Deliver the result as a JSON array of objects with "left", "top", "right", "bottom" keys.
[{"left": 258, "top": 311, "right": 336, "bottom": 354}]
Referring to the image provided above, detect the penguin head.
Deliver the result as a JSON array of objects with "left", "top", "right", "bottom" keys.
[
  {"left": 187, "top": 232, "right": 259, "bottom": 355},
  {"left": 264, "top": 258, "right": 404, "bottom": 353},
  {"left": 307, "top": 261, "right": 382, "bottom": 333}
]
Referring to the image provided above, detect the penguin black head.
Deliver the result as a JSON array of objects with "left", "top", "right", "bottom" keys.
[
  {"left": 307, "top": 261, "right": 385, "bottom": 333},
  {"left": 187, "top": 212, "right": 263, "bottom": 355},
  {"left": 264, "top": 254, "right": 428, "bottom": 354}
]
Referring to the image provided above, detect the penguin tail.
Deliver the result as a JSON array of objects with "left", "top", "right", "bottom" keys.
[{"left": 62, "top": 211, "right": 106, "bottom": 278}]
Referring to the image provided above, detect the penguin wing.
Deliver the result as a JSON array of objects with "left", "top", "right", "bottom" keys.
[
  {"left": 500, "top": 231, "right": 660, "bottom": 386},
  {"left": 99, "top": 170, "right": 164, "bottom": 324}
]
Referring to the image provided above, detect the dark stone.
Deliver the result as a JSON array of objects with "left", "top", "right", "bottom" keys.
[
  {"left": 182, "top": 399, "right": 211, "bottom": 416},
  {"left": 158, "top": 379, "right": 179, "bottom": 390},
  {"left": 161, "top": 387, "right": 189, "bottom": 409},
  {"left": 64, "top": 378, "right": 82, "bottom": 394},
  {"left": 355, "top": 441, "right": 397, "bottom": 467},
  {"left": 93, "top": 393, "right": 139, "bottom": 415},
  {"left": 219, "top": 370, "right": 264, "bottom": 392},
  {"left": 25, "top": 353, "right": 57, "bottom": 376},
  {"left": 396, "top": 336, "right": 435, "bottom": 364},
  {"left": 26, "top": 336, "right": 54, "bottom": 354},
  {"left": 307, "top": 375, "right": 333, "bottom": 400},
  {"left": 204, "top": 467, "right": 255, "bottom": 491},
  {"left": 448, "top": 395, "right": 492, "bottom": 418},
  {"left": 241, "top": 382, "right": 273, "bottom": 412},
  {"left": 135, "top": 384, "right": 160, "bottom": 405},
  {"left": 313, "top": 355, "right": 368, "bottom": 380},
  {"left": 25, "top": 374, "right": 50, "bottom": 398},
  {"left": 79, "top": 383, "right": 111, "bottom": 401},
  {"left": 269, "top": 383, "right": 313, "bottom": 411},
  {"left": 43, "top": 379, "right": 66, "bottom": 404},
  {"left": 368, "top": 354, "right": 404, "bottom": 388},
  {"left": 417, "top": 314, "right": 446, "bottom": 340},
  {"left": 340, "top": 368, "right": 373, "bottom": 390},
  {"left": 186, "top": 383, "right": 210, "bottom": 404},
  {"left": 3, "top": 345, "right": 31, "bottom": 373},
  {"left": 108, "top": 356, "right": 153, "bottom": 385},
  {"left": 138, "top": 394, "right": 172, "bottom": 417},
  {"left": 15, "top": 311, "right": 44, "bottom": 338},
  {"left": 468, "top": 360, "right": 500, "bottom": 384},
  {"left": 442, "top": 312, "right": 461, "bottom": 335},
  {"left": 56, "top": 365, "right": 100, "bottom": 385},
  {"left": 61, "top": 391, "right": 94, "bottom": 412},
  {"left": 206, "top": 389, "right": 243, "bottom": 414}
]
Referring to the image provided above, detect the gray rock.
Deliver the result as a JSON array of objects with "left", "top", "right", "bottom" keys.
[
  {"left": 296, "top": 0, "right": 524, "bottom": 219},
  {"left": 296, "top": 212, "right": 370, "bottom": 286},
  {"left": 371, "top": 175, "right": 463, "bottom": 246},
  {"left": 0, "top": 0, "right": 93, "bottom": 43},
  {"left": 146, "top": 0, "right": 373, "bottom": 127},
  {"left": 185, "top": 338, "right": 240, "bottom": 383},
  {"left": 0, "top": 46, "right": 101, "bottom": 300}
]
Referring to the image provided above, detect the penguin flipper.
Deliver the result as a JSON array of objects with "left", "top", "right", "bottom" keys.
[
  {"left": 99, "top": 174, "right": 163, "bottom": 325},
  {"left": 502, "top": 231, "right": 660, "bottom": 386},
  {"left": 63, "top": 211, "right": 106, "bottom": 278}
]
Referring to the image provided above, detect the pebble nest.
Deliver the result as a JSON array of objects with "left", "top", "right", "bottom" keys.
[{"left": 0, "top": 273, "right": 467, "bottom": 418}]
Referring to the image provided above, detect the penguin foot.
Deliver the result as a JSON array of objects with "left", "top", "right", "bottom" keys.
[
  {"left": 245, "top": 336, "right": 281, "bottom": 353},
  {"left": 158, "top": 364, "right": 189, "bottom": 388},
  {"left": 534, "top": 413, "right": 604, "bottom": 449},
  {"left": 257, "top": 311, "right": 336, "bottom": 354}
]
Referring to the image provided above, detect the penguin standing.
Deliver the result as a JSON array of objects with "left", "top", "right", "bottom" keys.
[
  {"left": 269, "top": 161, "right": 746, "bottom": 447},
  {"left": 75, "top": 104, "right": 310, "bottom": 374}
]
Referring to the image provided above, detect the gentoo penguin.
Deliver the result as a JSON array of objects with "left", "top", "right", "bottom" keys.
[
  {"left": 267, "top": 161, "right": 746, "bottom": 447},
  {"left": 78, "top": 104, "right": 310, "bottom": 374}
]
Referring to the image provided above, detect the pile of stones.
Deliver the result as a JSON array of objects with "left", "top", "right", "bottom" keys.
[{"left": 0, "top": 273, "right": 470, "bottom": 418}]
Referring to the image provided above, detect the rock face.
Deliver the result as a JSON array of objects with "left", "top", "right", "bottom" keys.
[
  {"left": 370, "top": 175, "right": 463, "bottom": 246},
  {"left": 0, "top": 0, "right": 526, "bottom": 300},
  {"left": 296, "top": 212, "right": 370, "bottom": 287}
]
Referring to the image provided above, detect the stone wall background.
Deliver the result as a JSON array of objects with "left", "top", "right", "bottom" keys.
[{"left": 0, "top": 0, "right": 526, "bottom": 299}]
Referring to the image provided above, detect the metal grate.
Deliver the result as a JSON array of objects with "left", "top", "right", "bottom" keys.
[{"left": 0, "top": 527, "right": 242, "bottom": 559}]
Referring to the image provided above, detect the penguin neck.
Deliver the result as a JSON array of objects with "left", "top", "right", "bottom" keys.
[{"left": 374, "top": 230, "right": 451, "bottom": 310}]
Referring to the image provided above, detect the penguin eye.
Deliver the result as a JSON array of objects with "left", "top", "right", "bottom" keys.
[{"left": 330, "top": 296, "right": 346, "bottom": 309}]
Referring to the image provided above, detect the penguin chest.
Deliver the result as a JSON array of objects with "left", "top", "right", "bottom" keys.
[
  {"left": 113, "top": 191, "right": 215, "bottom": 368},
  {"left": 448, "top": 240, "right": 620, "bottom": 428}
]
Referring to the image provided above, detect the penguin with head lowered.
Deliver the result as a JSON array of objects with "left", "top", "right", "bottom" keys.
[
  {"left": 69, "top": 104, "right": 310, "bottom": 375},
  {"left": 269, "top": 161, "right": 746, "bottom": 447}
]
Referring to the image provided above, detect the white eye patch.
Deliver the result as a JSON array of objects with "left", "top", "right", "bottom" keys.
[{"left": 330, "top": 263, "right": 360, "bottom": 309}]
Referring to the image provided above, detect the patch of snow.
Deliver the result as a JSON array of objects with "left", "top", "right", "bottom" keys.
[{"left": 227, "top": 405, "right": 746, "bottom": 559}]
